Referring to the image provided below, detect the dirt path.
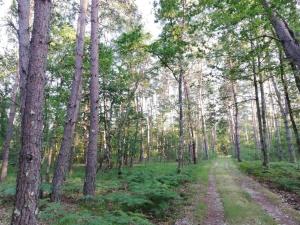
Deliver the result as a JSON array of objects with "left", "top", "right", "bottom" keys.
[
  {"left": 218, "top": 158, "right": 300, "bottom": 225},
  {"left": 203, "top": 173, "right": 226, "bottom": 225},
  {"left": 234, "top": 165, "right": 300, "bottom": 225}
]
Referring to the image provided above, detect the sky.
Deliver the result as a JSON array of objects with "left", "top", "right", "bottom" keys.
[{"left": 0, "top": 0, "right": 161, "bottom": 53}]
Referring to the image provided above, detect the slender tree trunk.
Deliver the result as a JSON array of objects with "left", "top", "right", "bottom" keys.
[
  {"left": 211, "top": 125, "right": 216, "bottom": 153},
  {"left": 272, "top": 77, "right": 296, "bottom": 162},
  {"left": 259, "top": 71, "right": 269, "bottom": 167},
  {"left": 18, "top": 0, "right": 30, "bottom": 118},
  {"left": 228, "top": 106, "right": 236, "bottom": 155},
  {"left": 268, "top": 79, "right": 282, "bottom": 160},
  {"left": 139, "top": 125, "right": 144, "bottom": 162},
  {"left": 177, "top": 68, "right": 184, "bottom": 173},
  {"left": 51, "top": 0, "right": 88, "bottom": 201},
  {"left": 279, "top": 51, "right": 300, "bottom": 154},
  {"left": 231, "top": 81, "right": 241, "bottom": 162},
  {"left": 103, "top": 98, "right": 112, "bottom": 168},
  {"left": 183, "top": 76, "right": 196, "bottom": 164},
  {"left": 198, "top": 76, "right": 208, "bottom": 160},
  {"left": 252, "top": 51, "right": 268, "bottom": 167},
  {"left": 251, "top": 100, "right": 260, "bottom": 152},
  {"left": 0, "top": 75, "right": 19, "bottom": 182},
  {"left": 83, "top": 0, "right": 100, "bottom": 196},
  {"left": 271, "top": 77, "right": 295, "bottom": 162},
  {"left": 11, "top": 1, "right": 51, "bottom": 224},
  {"left": 146, "top": 116, "right": 151, "bottom": 161}
]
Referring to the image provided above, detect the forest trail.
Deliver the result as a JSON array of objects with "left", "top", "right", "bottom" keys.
[
  {"left": 203, "top": 171, "right": 226, "bottom": 225},
  {"left": 201, "top": 158, "right": 300, "bottom": 225}
]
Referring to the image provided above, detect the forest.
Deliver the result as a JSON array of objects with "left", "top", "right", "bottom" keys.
[{"left": 0, "top": 0, "right": 300, "bottom": 224}]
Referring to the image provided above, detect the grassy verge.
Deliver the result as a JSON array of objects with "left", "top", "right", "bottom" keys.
[
  {"left": 237, "top": 160, "right": 300, "bottom": 196},
  {"left": 215, "top": 159, "right": 277, "bottom": 225},
  {"left": 0, "top": 161, "right": 210, "bottom": 225}
]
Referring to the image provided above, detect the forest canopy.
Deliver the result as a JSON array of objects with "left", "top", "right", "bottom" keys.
[{"left": 0, "top": 0, "right": 300, "bottom": 225}]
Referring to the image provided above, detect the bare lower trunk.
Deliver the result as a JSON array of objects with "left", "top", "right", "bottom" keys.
[
  {"left": 51, "top": 0, "right": 88, "bottom": 202},
  {"left": 146, "top": 116, "right": 151, "bottom": 161},
  {"left": 177, "top": 68, "right": 184, "bottom": 173},
  {"left": 251, "top": 48, "right": 268, "bottom": 167},
  {"left": 0, "top": 75, "right": 19, "bottom": 182},
  {"left": 279, "top": 51, "right": 300, "bottom": 155},
  {"left": 103, "top": 98, "right": 112, "bottom": 168},
  {"left": 259, "top": 71, "right": 269, "bottom": 167},
  {"left": 268, "top": 79, "right": 282, "bottom": 160},
  {"left": 139, "top": 125, "right": 144, "bottom": 162},
  {"left": 11, "top": 1, "right": 51, "bottom": 224},
  {"left": 272, "top": 76, "right": 295, "bottom": 162},
  {"left": 183, "top": 76, "right": 196, "bottom": 164},
  {"left": 231, "top": 81, "right": 241, "bottom": 162},
  {"left": 83, "top": 0, "right": 100, "bottom": 196},
  {"left": 251, "top": 100, "right": 260, "bottom": 153},
  {"left": 198, "top": 75, "right": 208, "bottom": 160}
]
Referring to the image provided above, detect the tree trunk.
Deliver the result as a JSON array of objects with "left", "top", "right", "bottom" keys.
[
  {"left": 18, "top": 0, "right": 30, "bottom": 118},
  {"left": 251, "top": 49, "right": 268, "bottom": 167},
  {"left": 262, "top": 0, "right": 300, "bottom": 93},
  {"left": 51, "top": 0, "right": 88, "bottom": 202},
  {"left": 198, "top": 75, "right": 208, "bottom": 160},
  {"left": 0, "top": 75, "right": 19, "bottom": 182},
  {"left": 103, "top": 97, "right": 112, "bottom": 168},
  {"left": 279, "top": 51, "right": 300, "bottom": 154},
  {"left": 258, "top": 70, "right": 269, "bottom": 167},
  {"left": 183, "top": 76, "right": 196, "bottom": 164},
  {"left": 11, "top": 0, "right": 52, "bottom": 224},
  {"left": 177, "top": 67, "right": 184, "bottom": 173},
  {"left": 83, "top": 0, "right": 100, "bottom": 196},
  {"left": 146, "top": 115, "right": 151, "bottom": 161},
  {"left": 272, "top": 77, "right": 295, "bottom": 162},
  {"left": 231, "top": 81, "right": 241, "bottom": 162},
  {"left": 251, "top": 100, "right": 260, "bottom": 154},
  {"left": 268, "top": 79, "right": 282, "bottom": 160}
]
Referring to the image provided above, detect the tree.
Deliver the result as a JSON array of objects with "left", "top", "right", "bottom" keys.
[
  {"left": 51, "top": 0, "right": 89, "bottom": 202},
  {"left": 0, "top": 74, "right": 18, "bottom": 181},
  {"left": 262, "top": 0, "right": 300, "bottom": 93},
  {"left": 11, "top": 0, "right": 52, "bottom": 224},
  {"left": 83, "top": 0, "right": 100, "bottom": 196}
]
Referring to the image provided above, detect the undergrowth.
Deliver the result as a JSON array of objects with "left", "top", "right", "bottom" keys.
[
  {"left": 238, "top": 160, "right": 300, "bottom": 196},
  {"left": 0, "top": 162, "right": 207, "bottom": 225}
]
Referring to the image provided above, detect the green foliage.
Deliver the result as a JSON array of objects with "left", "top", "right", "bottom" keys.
[{"left": 238, "top": 161, "right": 300, "bottom": 195}]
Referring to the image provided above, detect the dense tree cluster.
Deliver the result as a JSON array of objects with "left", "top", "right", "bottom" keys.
[{"left": 0, "top": 0, "right": 299, "bottom": 224}]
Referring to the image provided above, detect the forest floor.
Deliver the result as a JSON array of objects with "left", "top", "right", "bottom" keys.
[
  {"left": 175, "top": 158, "right": 300, "bottom": 225},
  {"left": 1, "top": 158, "right": 300, "bottom": 225}
]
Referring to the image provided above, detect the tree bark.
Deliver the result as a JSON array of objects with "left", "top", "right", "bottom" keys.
[
  {"left": 251, "top": 48, "right": 269, "bottom": 167},
  {"left": 11, "top": 0, "right": 51, "bottom": 224},
  {"left": 177, "top": 67, "right": 184, "bottom": 173},
  {"left": 0, "top": 75, "right": 19, "bottom": 182},
  {"left": 198, "top": 75, "right": 208, "bottom": 160},
  {"left": 268, "top": 79, "right": 282, "bottom": 160},
  {"left": 262, "top": 0, "right": 300, "bottom": 93},
  {"left": 231, "top": 80, "right": 241, "bottom": 162},
  {"left": 272, "top": 77, "right": 295, "bottom": 163},
  {"left": 83, "top": 0, "right": 100, "bottom": 196},
  {"left": 146, "top": 115, "right": 151, "bottom": 161},
  {"left": 251, "top": 100, "right": 260, "bottom": 153},
  {"left": 259, "top": 70, "right": 269, "bottom": 167},
  {"left": 18, "top": 0, "right": 30, "bottom": 118},
  {"left": 51, "top": 0, "right": 88, "bottom": 202},
  {"left": 183, "top": 76, "right": 196, "bottom": 164},
  {"left": 279, "top": 51, "right": 300, "bottom": 154}
]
